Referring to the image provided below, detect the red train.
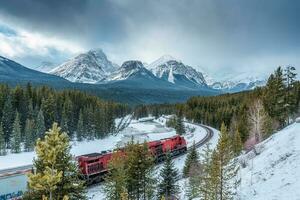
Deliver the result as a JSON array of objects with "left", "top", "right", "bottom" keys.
[{"left": 77, "top": 135, "right": 187, "bottom": 184}]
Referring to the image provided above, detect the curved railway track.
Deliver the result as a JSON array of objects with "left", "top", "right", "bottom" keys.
[{"left": 0, "top": 119, "right": 215, "bottom": 193}]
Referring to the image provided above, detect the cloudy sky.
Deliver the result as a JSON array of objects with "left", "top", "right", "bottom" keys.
[{"left": 0, "top": 0, "right": 299, "bottom": 78}]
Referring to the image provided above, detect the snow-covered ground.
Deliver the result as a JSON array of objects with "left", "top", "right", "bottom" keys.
[
  {"left": 87, "top": 117, "right": 220, "bottom": 200},
  {"left": 238, "top": 122, "right": 300, "bottom": 200}
]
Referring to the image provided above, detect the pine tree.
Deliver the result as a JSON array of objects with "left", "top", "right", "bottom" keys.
[
  {"left": 11, "top": 112, "right": 22, "bottom": 153},
  {"left": 183, "top": 142, "right": 200, "bottom": 177},
  {"left": 36, "top": 109, "right": 46, "bottom": 139},
  {"left": 2, "top": 95, "right": 15, "bottom": 147},
  {"left": 232, "top": 129, "right": 243, "bottom": 156},
  {"left": 284, "top": 65, "right": 298, "bottom": 123},
  {"left": 103, "top": 151, "right": 127, "bottom": 200},
  {"left": 176, "top": 115, "right": 186, "bottom": 135},
  {"left": 24, "top": 119, "right": 35, "bottom": 152},
  {"left": 0, "top": 122, "right": 7, "bottom": 155},
  {"left": 157, "top": 152, "right": 180, "bottom": 199},
  {"left": 125, "top": 141, "right": 155, "bottom": 200},
  {"left": 41, "top": 96, "right": 56, "bottom": 129},
  {"left": 212, "top": 123, "right": 238, "bottom": 200},
  {"left": 76, "top": 110, "right": 84, "bottom": 141},
  {"left": 24, "top": 123, "right": 86, "bottom": 200},
  {"left": 263, "top": 67, "right": 286, "bottom": 127}
]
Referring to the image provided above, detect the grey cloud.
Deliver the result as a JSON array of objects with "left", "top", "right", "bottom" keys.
[{"left": 0, "top": 0, "right": 299, "bottom": 75}]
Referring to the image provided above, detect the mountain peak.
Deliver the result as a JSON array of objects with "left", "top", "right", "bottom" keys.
[
  {"left": 50, "top": 49, "right": 118, "bottom": 83},
  {"left": 147, "top": 55, "right": 179, "bottom": 70}
]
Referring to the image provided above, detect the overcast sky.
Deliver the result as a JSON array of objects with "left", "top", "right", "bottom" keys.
[{"left": 0, "top": 0, "right": 299, "bottom": 78}]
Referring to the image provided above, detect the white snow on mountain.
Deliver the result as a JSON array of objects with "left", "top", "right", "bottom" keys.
[
  {"left": 238, "top": 120, "right": 300, "bottom": 200},
  {"left": 50, "top": 49, "right": 118, "bottom": 83},
  {"left": 34, "top": 61, "right": 57, "bottom": 73},
  {"left": 210, "top": 73, "right": 267, "bottom": 91},
  {"left": 104, "top": 60, "right": 152, "bottom": 82},
  {"left": 150, "top": 56, "right": 207, "bottom": 87},
  {"left": 147, "top": 55, "right": 180, "bottom": 70}
]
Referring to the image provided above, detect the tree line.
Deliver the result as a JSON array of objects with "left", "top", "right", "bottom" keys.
[
  {"left": 0, "top": 83, "right": 129, "bottom": 155},
  {"left": 147, "top": 66, "right": 299, "bottom": 145}
]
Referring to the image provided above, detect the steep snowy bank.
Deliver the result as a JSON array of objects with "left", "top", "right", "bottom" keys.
[{"left": 238, "top": 122, "right": 300, "bottom": 200}]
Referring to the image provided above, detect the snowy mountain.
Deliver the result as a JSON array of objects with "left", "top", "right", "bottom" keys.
[
  {"left": 104, "top": 60, "right": 154, "bottom": 82},
  {"left": 238, "top": 120, "right": 300, "bottom": 199},
  {"left": 210, "top": 74, "right": 267, "bottom": 93},
  {"left": 149, "top": 56, "right": 207, "bottom": 88},
  {"left": 34, "top": 61, "right": 57, "bottom": 73},
  {"left": 50, "top": 49, "right": 118, "bottom": 83}
]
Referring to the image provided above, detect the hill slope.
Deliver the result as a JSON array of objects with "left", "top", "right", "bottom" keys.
[
  {"left": 0, "top": 56, "right": 70, "bottom": 86},
  {"left": 239, "top": 121, "right": 300, "bottom": 199}
]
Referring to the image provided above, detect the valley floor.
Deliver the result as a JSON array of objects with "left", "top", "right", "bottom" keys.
[{"left": 87, "top": 117, "right": 220, "bottom": 200}]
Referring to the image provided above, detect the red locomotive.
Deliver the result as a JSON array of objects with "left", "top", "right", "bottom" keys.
[{"left": 77, "top": 135, "right": 187, "bottom": 184}]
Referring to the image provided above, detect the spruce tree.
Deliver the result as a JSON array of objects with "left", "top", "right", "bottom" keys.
[
  {"left": 183, "top": 142, "right": 200, "bottom": 177},
  {"left": 176, "top": 114, "right": 186, "bottom": 135},
  {"left": 24, "top": 119, "right": 35, "bottom": 152},
  {"left": 284, "top": 65, "right": 298, "bottom": 122},
  {"left": 11, "top": 112, "right": 22, "bottom": 153},
  {"left": 24, "top": 123, "right": 86, "bottom": 200},
  {"left": 0, "top": 122, "right": 7, "bottom": 155},
  {"left": 36, "top": 109, "right": 46, "bottom": 139},
  {"left": 264, "top": 67, "right": 286, "bottom": 127},
  {"left": 157, "top": 152, "right": 180, "bottom": 199},
  {"left": 212, "top": 123, "right": 239, "bottom": 200},
  {"left": 126, "top": 141, "right": 155, "bottom": 200},
  {"left": 103, "top": 151, "right": 127, "bottom": 200},
  {"left": 41, "top": 96, "right": 56, "bottom": 129},
  {"left": 76, "top": 110, "right": 84, "bottom": 141},
  {"left": 198, "top": 143, "right": 213, "bottom": 199},
  {"left": 232, "top": 129, "right": 243, "bottom": 156},
  {"left": 2, "top": 95, "right": 15, "bottom": 147}
]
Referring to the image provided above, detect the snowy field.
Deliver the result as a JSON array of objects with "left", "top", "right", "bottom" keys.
[
  {"left": 87, "top": 117, "right": 220, "bottom": 200},
  {"left": 238, "top": 122, "right": 300, "bottom": 200}
]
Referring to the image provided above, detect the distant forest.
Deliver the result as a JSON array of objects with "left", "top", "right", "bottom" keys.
[
  {"left": 0, "top": 83, "right": 129, "bottom": 154},
  {"left": 144, "top": 66, "right": 300, "bottom": 143}
]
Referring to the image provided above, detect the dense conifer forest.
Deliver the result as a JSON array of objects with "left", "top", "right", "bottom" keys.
[
  {"left": 147, "top": 67, "right": 300, "bottom": 143},
  {"left": 0, "top": 83, "right": 129, "bottom": 154}
]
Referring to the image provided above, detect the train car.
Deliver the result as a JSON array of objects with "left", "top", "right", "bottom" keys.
[{"left": 77, "top": 134, "right": 187, "bottom": 183}]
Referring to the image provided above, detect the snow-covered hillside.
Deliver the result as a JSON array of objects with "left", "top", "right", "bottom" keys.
[
  {"left": 34, "top": 61, "right": 57, "bottom": 73},
  {"left": 50, "top": 49, "right": 118, "bottom": 83},
  {"left": 238, "top": 121, "right": 300, "bottom": 200},
  {"left": 149, "top": 56, "right": 207, "bottom": 88},
  {"left": 104, "top": 60, "right": 154, "bottom": 82},
  {"left": 209, "top": 73, "right": 267, "bottom": 92}
]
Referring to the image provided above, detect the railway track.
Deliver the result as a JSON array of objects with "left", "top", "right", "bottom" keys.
[{"left": 0, "top": 118, "right": 215, "bottom": 197}]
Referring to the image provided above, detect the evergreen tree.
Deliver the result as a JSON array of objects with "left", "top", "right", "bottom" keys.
[
  {"left": 0, "top": 123, "right": 7, "bottom": 155},
  {"left": 125, "top": 141, "right": 155, "bottom": 200},
  {"left": 11, "top": 112, "right": 22, "bottom": 153},
  {"left": 24, "top": 119, "right": 35, "bottom": 152},
  {"left": 213, "top": 123, "right": 238, "bottom": 200},
  {"left": 284, "top": 65, "right": 298, "bottom": 122},
  {"left": 183, "top": 142, "right": 200, "bottom": 177},
  {"left": 36, "top": 109, "right": 46, "bottom": 139},
  {"left": 176, "top": 115, "right": 186, "bottom": 135},
  {"left": 157, "top": 152, "right": 180, "bottom": 199},
  {"left": 263, "top": 67, "right": 286, "bottom": 127},
  {"left": 41, "top": 96, "right": 56, "bottom": 129},
  {"left": 104, "top": 140, "right": 155, "bottom": 200},
  {"left": 2, "top": 95, "right": 15, "bottom": 147},
  {"left": 232, "top": 129, "right": 243, "bottom": 156},
  {"left": 76, "top": 110, "right": 84, "bottom": 141},
  {"left": 24, "top": 123, "right": 86, "bottom": 200},
  {"left": 103, "top": 151, "right": 127, "bottom": 200},
  {"left": 198, "top": 143, "right": 213, "bottom": 200}
]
